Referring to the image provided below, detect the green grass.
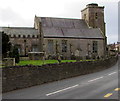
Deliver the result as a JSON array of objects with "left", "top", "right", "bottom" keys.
[
  {"left": 17, "top": 60, "right": 76, "bottom": 66},
  {"left": 61, "top": 60, "right": 76, "bottom": 63},
  {"left": 2, "top": 59, "right": 96, "bottom": 67}
]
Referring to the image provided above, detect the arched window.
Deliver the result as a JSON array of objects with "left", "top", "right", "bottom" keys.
[
  {"left": 32, "top": 44, "right": 38, "bottom": 52},
  {"left": 93, "top": 41, "right": 98, "bottom": 53},
  {"left": 62, "top": 40, "right": 67, "bottom": 52},
  {"left": 32, "top": 35, "right": 35, "bottom": 38},
  {"left": 18, "top": 35, "right": 21, "bottom": 38},
  {"left": 13, "top": 35, "right": 16, "bottom": 38},
  {"left": 28, "top": 35, "right": 30, "bottom": 38},
  {"left": 48, "top": 40, "right": 54, "bottom": 54},
  {"left": 23, "top": 35, "right": 26, "bottom": 38},
  {"left": 15, "top": 44, "right": 21, "bottom": 54}
]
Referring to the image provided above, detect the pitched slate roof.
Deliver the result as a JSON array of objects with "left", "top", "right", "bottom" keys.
[
  {"left": 38, "top": 17, "right": 104, "bottom": 39},
  {"left": 42, "top": 27, "right": 103, "bottom": 39},
  {"left": 1, "top": 27, "right": 38, "bottom": 35},
  {"left": 40, "top": 17, "right": 88, "bottom": 29},
  {"left": 1, "top": 17, "right": 104, "bottom": 39}
]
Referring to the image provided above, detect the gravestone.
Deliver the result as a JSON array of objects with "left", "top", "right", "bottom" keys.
[{"left": 28, "top": 52, "right": 44, "bottom": 60}]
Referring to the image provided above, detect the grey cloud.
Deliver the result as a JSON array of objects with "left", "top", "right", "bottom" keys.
[
  {"left": 0, "top": 7, "right": 32, "bottom": 27},
  {"left": 104, "top": 2, "right": 118, "bottom": 43},
  {"left": 0, "top": 7, "right": 22, "bottom": 22}
]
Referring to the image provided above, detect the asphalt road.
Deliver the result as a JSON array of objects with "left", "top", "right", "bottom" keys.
[{"left": 3, "top": 59, "right": 119, "bottom": 100}]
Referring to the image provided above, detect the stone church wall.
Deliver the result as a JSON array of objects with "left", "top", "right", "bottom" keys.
[
  {"left": 44, "top": 38, "right": 104, "bottom": 59},
  {"left": 10, "top": 37, "right": 39, "bottom": 56},
  {"left": 9, "top": 36, "right": 104, "bottom": 59}
]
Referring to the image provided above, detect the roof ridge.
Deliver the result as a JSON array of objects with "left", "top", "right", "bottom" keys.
[
  {"left": 42, "top": 27, "right": 98, "bottom": 30},
  {"left": 1, "top": 27, "right": 35, "bottom": 29},
  {"left": 37, "top": 16, "right": 84, "bottom": 20}
]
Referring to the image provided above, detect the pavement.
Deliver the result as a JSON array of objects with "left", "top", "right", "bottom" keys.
[{"left": 2, "top": 59, "right": 119, "bottom": 100}]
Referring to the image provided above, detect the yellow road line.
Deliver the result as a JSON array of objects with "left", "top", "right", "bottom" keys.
[
  {"left": 104, "top": 93, "right": 113, "bottom": 98},
  {"left": 114, "top": 88, "right": 120, "bottom": 91}
]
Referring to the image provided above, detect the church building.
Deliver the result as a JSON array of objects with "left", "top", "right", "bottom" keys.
[{"left": 1, "top": 3, "right": 107, "bottom": 59}]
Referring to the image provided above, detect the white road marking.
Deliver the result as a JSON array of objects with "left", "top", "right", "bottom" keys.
[
  {"left": 108, "top": 72, "right": 117, "bottom": 76},
  {"left": 46, "top": 70, "right": 117, "bottom": 96},
  {"left": 46, "top": 84, "right": 79, "bottom": 96},
  {"left": 88, "top": 76, "right": 103, "bottom": 82}
]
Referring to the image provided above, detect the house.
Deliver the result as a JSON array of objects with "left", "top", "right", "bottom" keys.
[{"left": 108, "top": 42, "right": 120, "bottom": 56}]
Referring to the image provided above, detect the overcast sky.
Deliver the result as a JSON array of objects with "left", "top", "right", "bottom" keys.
[{"left": 0, "top": 0, "right": 119, "bottom": 44}]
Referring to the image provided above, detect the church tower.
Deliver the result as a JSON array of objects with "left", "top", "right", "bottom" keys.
[{"left": 81, "top": 3, "right": 105, "bottom": 36}]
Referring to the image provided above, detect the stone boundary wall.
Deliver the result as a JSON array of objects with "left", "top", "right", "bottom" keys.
[
  {"left": 2, "top": 56, "right": 118, "bottom": 93},
  {"left": 2, "top": 58, "right": 15, "bottom": 66}
]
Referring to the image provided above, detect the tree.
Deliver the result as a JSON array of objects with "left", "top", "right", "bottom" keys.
[
  {"left": 1, "top": 31, "right": 19, "bottom": 63},
  {"left": 9, "top": 46, "right": 20, "bottom": 63},
  {"left": 2, "top": 32, "right": 11, "bottom": 58}
]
